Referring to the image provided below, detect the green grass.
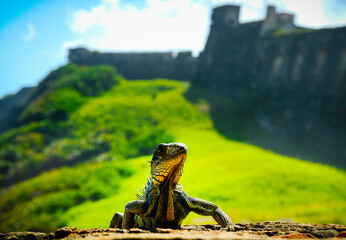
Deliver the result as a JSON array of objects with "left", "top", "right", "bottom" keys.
[
  {"left": 1, "top": 78, "right": 345, "bottom": 233},
  {"left": 64, "top": 128, "right": 346, "bottom": 229},
  {"left": 1, "top": 76, "right": 208, "bottom": 184},
  {"left": 0, "top": 161, "right": 133, "bottom": 232},
  {"left": 271, "top": 28, "right": 315, "bottom": 37},
  {"left": 0, "top": 64, "right": 120, "bottom": 183},
  {"left": 70, "top": 79, "right": 212, "bottom": 159}
]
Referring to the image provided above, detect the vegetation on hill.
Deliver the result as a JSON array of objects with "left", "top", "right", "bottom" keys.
[
  {"left": 19, "top": 64, "right": 119, "bottom": 124},
  {"left": 1, "top": 65, "right": 180, "bottom": 186},
  {"left": 0, "top": 161, "right": 132, "bottom": 232},
  {"left": 0, "top": 65, "right": 345, "bottom": 233},
  {"left": 0, "top": 64, "right": 121, "bottom": 186}
]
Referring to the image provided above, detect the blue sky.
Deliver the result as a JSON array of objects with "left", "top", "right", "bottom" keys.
[{"left": 0, "top": 0, "right": 345, "bottom": 97}]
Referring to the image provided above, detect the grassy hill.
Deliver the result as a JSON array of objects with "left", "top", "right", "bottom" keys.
[
  {"left": 0, "top": 64, "right": 121, "bottom": 187},
  {"left": 0, "top": 65, "right": 345, "bottom": 232}
]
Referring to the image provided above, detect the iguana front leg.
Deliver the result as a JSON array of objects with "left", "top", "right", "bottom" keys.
[
  {"left": 122, "top": 200, "right": 148, "bottom": 229},
  {"left": 109, "top": 199, "right": 156, "bottom": 229},
  {"left": 109, "top": 212, "right": 123, "bottom": 228},
  {"left": 187, "top": 197, "right": 234, "bottom": 230},
  {"left": 121, "top": 186, "right": 160, "bottom": 229}
]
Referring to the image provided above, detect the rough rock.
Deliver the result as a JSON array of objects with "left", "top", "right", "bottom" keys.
[
  {"left": 1, "top": 222, "right": 345, "bottom": 240},
  {"left": 311, "top": 229, "right": 340, "bottom": 238},
  {"left": 272, "top": 233, "right": 316, "bottom": 239},
  {"left": 0, "top": 232, "right": 47, "bottom": 240}
]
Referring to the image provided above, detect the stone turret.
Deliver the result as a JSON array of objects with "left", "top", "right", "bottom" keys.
[
  {"left": 260, "top": 6, "right": 277, "bottom": 36},
  {"left": 277, "top": 13, "right": 295, "bottom": 31},
  {"left": 212, "top": 5, "right": 240, "bottom": 27},
  {"left": 260, "top": 5, "right": 297, "bottom": 36}
]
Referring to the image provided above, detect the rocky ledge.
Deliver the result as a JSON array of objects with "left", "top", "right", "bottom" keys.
[{"left": 1, "top": 222, "right": 346, "bottom": 240}]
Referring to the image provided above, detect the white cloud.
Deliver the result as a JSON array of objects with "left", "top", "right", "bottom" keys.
[
  {"left": 282, "top": 0, "right": 326, "bottom": 28},
  {"left": 65, "top": 0, "right": 209, "bottom": 54},
  {"left": 23, "top": 23, "right": 36, "bottom": 42},
  {"left": 62, "top": 0, "right": 346, "bottom": 54},
  {"left": 264, "top": 0, "right": 346, "bottom": 29}
]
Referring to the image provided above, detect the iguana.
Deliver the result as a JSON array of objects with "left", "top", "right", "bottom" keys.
[{"left": 109, "top": 142, "right": 234, "bottom": 230}]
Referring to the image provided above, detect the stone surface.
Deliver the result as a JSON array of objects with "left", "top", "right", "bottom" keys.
[
  {"left": 311, "top": 229, "right": 340, "bottom": 238},
  {"left": 272, "top": 233, "right": 316, "bottom": 239},
  {"left": 0, "top": 232, "right": 48, "bottom": 240},
  {"left": 1, "top": 222, "right": 345, "bottom": 240}
]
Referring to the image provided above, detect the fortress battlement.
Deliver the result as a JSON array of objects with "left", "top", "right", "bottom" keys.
[
  {"left": 68, "top": 4, "right": 345, "bottom": 88},
  {"left": 69, "top": 48, "right": 197, "bottom": 81}
]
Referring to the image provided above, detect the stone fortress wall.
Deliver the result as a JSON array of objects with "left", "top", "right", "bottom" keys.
[
  {"left": 69, "top": 5, "right": 346, "bottom": 90},
  {"left": 194, "top": 5, "right": 346, "bottom": 165},
  {"left": 196, "top": 5, "right": 345, "bottom": 87},
  {"left": 68, "top": 48, "right": 197, "bottom": 81}
]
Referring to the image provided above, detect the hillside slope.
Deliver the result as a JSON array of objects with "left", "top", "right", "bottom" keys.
[
  {"left": 0, "top": 64, "right": 121, "bottom": 187},
  {"left": 0, "top": 77, "right": 345, "bottom": 233}
]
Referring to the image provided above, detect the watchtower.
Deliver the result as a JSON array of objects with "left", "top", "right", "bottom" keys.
[
  {"left": 260, "top": 5, "right": 297, "bottom": 36},
  {"left": 212, "top": 5, "right": 240, "bottom": 27}
]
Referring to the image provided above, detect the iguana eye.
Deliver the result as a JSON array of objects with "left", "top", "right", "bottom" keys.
[{"left": 156, "top": 144, "right": 166, "bottom": 155}]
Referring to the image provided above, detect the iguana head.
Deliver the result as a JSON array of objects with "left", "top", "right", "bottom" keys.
[{"left": 151, "top": 143, "right": 187, "bottom": 187}]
